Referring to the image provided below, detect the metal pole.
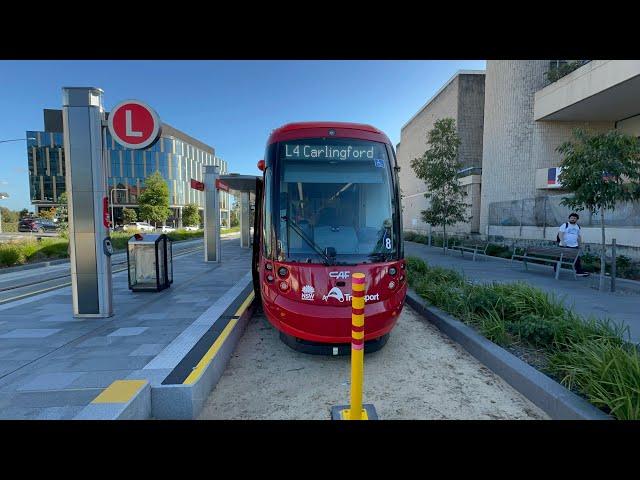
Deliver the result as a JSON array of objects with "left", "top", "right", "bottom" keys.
[
  {"left": 110, "top": 188, "right": 114, "bottom": 230},
  {"left": 203, "top": 165, "right": 221, "bottom": 262},
  {"left": 62, "top": 87, "right": 112, "bottom": 318},
  {"left": 240, "top": 190, "right": 250, "bottom": 248},
  {"left": 542, "top": 196, "right": 547, "bottom": 240},
  {"left": 428, "top": 223, "right": 432, "bottom": 247},
  {"left": 519, "top": 199, "right": 524, "bottom": 237},
  {"left": 349, "top": 272, "right": 366, "bottom": 420},
  {"left": 611, "top": 238, "right": 617, "bottom": 292}
]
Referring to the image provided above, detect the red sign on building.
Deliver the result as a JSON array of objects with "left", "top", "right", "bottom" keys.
[
  {"left": 108, "top": 100, "right": 161, "bottom": 150},
  {"left": 190, "top": 179, "right": 205, "bottom": 191},
  {"left": 216, "top": 179, "right": 229, "bottom": 192}
]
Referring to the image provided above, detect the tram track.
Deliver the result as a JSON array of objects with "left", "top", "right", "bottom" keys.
[{"left": 0, "top": 244, "right": 204, "bottom": 305}]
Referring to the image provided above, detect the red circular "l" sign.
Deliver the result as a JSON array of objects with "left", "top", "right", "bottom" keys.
[{"left": 108, "top": 100, "right": 161, "bottom": 149}]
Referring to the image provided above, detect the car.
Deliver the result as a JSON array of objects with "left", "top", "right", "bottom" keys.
[
  {"left": 183, "top": 225, "right": 201, "bottom": 231},
  {"left": 160, "top": 225, "right": 176, "bottom": 233},
  {"left": 123, "top": 222, "right": 155, "bottom": 232},
  {"left": 18, "top": 218, "right": 59, "bottom": 233}
]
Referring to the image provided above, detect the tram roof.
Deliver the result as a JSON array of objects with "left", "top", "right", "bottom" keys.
[{"left": 267, "top": 122, "right": 391, "bottom": 145}]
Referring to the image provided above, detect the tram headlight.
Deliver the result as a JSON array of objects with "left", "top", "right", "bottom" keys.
[
  {"left": 266, "top": 274, "right": 274, "bottom": 282},
  {"left": 265, "top": 263, "right": 273, "bottom": 271},
  {"left": 388, "top": 267, "right": 397, "bottom": 276},
  {"left": 279, "top": 281, "right": 289, "bottom": 291},
  {"left": 388, "top": 280, "right": 396, "bottom": 289},
  {"left": 278, "top": 266, "right": 289, "bottom": 278}
]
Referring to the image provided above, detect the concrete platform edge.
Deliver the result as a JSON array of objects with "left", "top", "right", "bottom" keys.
[
  {"left": 151, "top": 297, "right": 256, "bottom": 419},
  {"left": 405, "top": 289, "right": 612, "bottom": 420},
  {"left": 72, "top": 381, "right": 151, "bottom": 420}
]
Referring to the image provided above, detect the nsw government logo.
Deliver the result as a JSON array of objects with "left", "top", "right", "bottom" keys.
[{"left": 301, "top": 285, "right": 315, "bottom": 301}]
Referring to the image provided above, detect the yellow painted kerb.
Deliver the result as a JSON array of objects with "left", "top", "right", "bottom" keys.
[
  {"left": 91, "top": 380, "right": 147, "bottom": 404},
  {"left": 183, "top": 291, "right": 255, "bottom": 385}
]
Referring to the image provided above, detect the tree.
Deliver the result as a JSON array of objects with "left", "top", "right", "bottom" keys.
[
  {"left": 19, "top": 209, "right": 29, "bottom": 219},
  {"left": 230, "top": 198, "right": 240, "bottom": 227},
  {"left": 39, "top": 207, "right": 57, "bottom": 220},
  {"left": 122, "top": 207, "right": 137, "bottom": 224},
  {"left": 557, "top": 128, "right": 640, "bottom": 291},
  {"left": 138, "top": 171, "right": 171, "bottom": 227},
  {"left": 410, "top": 118, "right": 469, "bottom": 254},
  {"left": 0, "top": 207, "right": 19, "bottom": 224},
  {"left": 57, "top": 192, "right": 68, "bottom": 219},
  {"left": 183, "top": 203, "right": 200, "bottom": 227}
]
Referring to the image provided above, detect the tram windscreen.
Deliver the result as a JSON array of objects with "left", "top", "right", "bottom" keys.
[{"left": 276, "top": 138, "right": 396, "bottom": 264}]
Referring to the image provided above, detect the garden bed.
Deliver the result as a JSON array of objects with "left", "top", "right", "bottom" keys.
[
  {"left": 0, "top": 229, "right": 207, "bottom": 269},
  {"left": 406, "top": 255, "right": 640, "bottom": 420}
]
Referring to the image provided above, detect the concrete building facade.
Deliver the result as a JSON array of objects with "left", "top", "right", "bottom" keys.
[
  {"left": 481, "top": 60, "right": 639, "bottom": 248},
  {"left": 399, "top": 60, "right": 640, "bottom": 252},
  {"left": 397, "top": 71, "right": 485, "bottom": 234}
]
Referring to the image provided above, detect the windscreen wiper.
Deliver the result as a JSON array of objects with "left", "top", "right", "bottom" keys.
[{"left": 281, "top": 216, "right": 333, "bottom": 265}]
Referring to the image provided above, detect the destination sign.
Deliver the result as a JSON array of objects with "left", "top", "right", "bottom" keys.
[{"left": 283, "top": 143, "right": 377, "bottom": 161}]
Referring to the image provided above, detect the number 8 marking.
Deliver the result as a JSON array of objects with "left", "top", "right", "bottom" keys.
[{"left": 385, "top": 238, "right": 392, "bottom": 249}]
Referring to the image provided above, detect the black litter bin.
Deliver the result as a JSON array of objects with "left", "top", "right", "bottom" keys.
[{"left": 127, "top": 233, "right": 173, "bottom": 291}]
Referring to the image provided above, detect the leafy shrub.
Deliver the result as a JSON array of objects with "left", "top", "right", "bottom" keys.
[
  {"left": 37, "top": 240, "right": 68, "bottom": 258},
  {"left": 1, "top": 222, "right": 18, "bottom": 232},
  {"left": 405, "top": 256, "right": 428, "bottom": 277},
  {"left": 403, "top": 231, "right": 416, "bottom": 242},
  {"left": 470, "top": 309, "right": 511, "bottom": 347},
  {"left": 485, "top": 243, "right": 511, "bottom": 258},
  {"left": 19, "top": 241, "right": 42, "bottom": 261},
  {"left": 0, "top": 246, "right": 22, "bottom": 267},
  {"left": 506, "top": 314, "right": 562, "bottom": 348},
  {"left": 405, "top": 255, "right": 640, "bottom": 419},
  {"left": 548, "top": 339, "right": 640, "bottom": 420}
]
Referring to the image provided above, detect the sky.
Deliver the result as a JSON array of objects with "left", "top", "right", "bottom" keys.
[{"left": 0, "top": 60, "right": 486, "bottom": 211}]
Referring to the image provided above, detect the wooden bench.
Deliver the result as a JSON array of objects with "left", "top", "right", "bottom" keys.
[
  {"left": 450, "top": 240, "right": 491, "bottom": 261},
  {"left": 511, "top": 246, "right": 581, "bottom": 280}
]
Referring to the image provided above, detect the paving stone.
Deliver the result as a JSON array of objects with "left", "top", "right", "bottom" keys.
[
  {"left": 107, "top": 327, "right": 149, "bottom": 337},
  {"left": 17, "top": 372, "right": 85, "bottom": 391},
  {"left": 0, "top": 329, "right": 61, "bottom": 339},
  {"left": 129, "top": 343, "right": 166, "bottom": 356},
  {"left": 0, "top": 239, "right": 251, "bottom": 417}
]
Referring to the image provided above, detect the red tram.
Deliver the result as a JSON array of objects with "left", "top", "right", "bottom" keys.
[{"left": 252, "top": 122, "right": 406, "bottom": 354}]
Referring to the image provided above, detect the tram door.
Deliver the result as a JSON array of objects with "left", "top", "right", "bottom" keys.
[{"left": 252, "top": 176, "right": 263, "bottom": 299}]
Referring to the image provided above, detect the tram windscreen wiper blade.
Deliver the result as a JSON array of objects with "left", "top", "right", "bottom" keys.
[{"left": 282, "top": 216, "right": 332, "bottom": 265}]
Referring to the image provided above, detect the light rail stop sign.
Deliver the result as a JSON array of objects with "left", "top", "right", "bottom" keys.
[
  {"left": 216, "top": 179, "right": 229, "bottom": 192},
  {"left": 108, "top": 100, "right": 161, "bottom": 149},
  {"left": 190, "top": 179, "right": 205, "bottom": 191}
]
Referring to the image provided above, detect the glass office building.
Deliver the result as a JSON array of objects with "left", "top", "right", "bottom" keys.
[{"left": 26, "top": 109, "right": 230, "bottom": 227}]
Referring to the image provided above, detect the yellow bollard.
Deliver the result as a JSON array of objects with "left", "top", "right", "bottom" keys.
[
  {"left": 330, "top": 272, "right": 378, "bottom": 420},
  {"left": 349, "top": 272, "right": 366, "bottom": 420}
]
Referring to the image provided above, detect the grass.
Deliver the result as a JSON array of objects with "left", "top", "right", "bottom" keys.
[
  {"left": 0, "top": 238, "right": 68, "bottom": 267},
  {"left": 406, "top": 255, "right": 640, "bottom": 420},
  {"left": 0, "top": 229, "right": 206, "bottom": 269}
]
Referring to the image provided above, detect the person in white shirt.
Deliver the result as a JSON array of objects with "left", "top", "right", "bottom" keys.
[{"left": 557, "top": 213, "right": 589, "bottom": 276}]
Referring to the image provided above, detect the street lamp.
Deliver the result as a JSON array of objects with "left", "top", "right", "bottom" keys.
[
  {"left": 110, "top": 188, "right": 128, "bottom": 230},
  {"left": 0, "top": 137, "right": 37, "bottom": 144},
  {"left": 0, "top": 192, "right": 8, "bottom": 234}
]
